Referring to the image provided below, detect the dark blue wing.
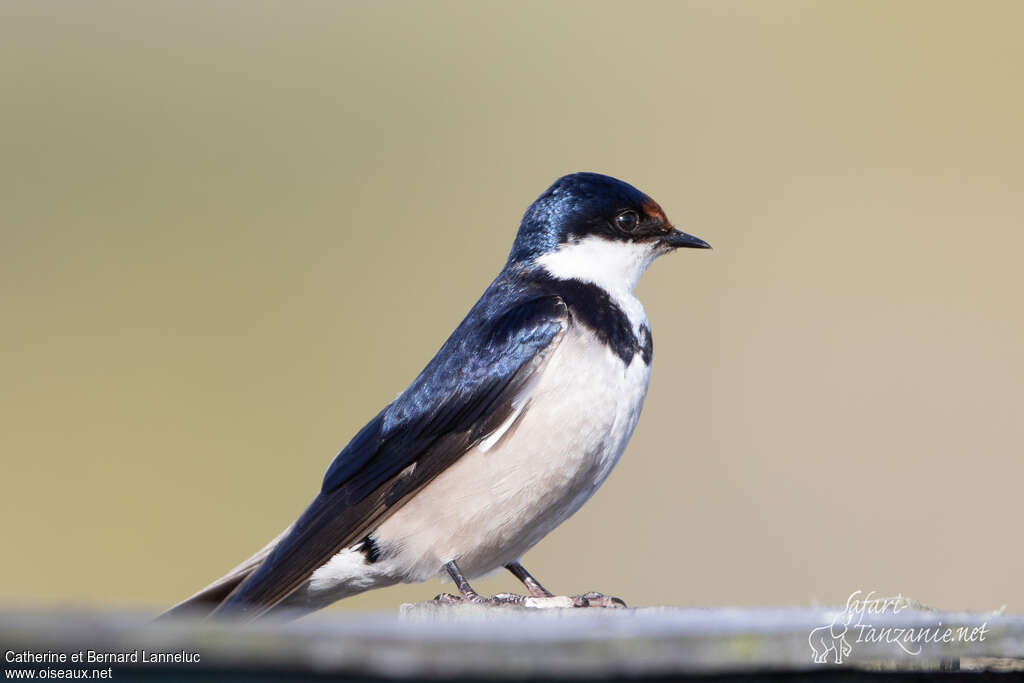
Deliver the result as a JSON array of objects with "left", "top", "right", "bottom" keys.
[{"left": 215, "top": 290, "right": 569, "bottom": 618}]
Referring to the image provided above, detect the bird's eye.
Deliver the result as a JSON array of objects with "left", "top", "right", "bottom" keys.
[{"left": 615, "top": 210, "right": 639, "bottom": 232}]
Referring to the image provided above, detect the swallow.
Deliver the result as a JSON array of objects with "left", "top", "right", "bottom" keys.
[{"left": 161, "top": 172, "right": 710, "bottom": 620}]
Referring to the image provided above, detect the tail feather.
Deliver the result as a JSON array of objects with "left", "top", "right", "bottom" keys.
[{"left": 155, "top": 525, "right": 292, "bottom": 621}]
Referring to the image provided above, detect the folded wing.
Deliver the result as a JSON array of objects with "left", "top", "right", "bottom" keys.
[{"left": 167, "top": 293, "right": 570, "bottom": 620}]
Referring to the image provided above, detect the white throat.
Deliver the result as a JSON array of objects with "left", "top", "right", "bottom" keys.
[
  {"left": 536, "top": 236, "right": 657, "bottom": 333},
  {"left": 537, "top": 236, "right": 657, "bottom": 295}
]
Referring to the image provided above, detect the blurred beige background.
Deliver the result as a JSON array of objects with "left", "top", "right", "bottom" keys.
[{"left": 1, "top": 1, "right": 1021, "bottom": 615}]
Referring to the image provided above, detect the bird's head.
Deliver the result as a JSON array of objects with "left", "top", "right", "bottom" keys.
[{"left": 508, "top": 172, "right": 710, "bottom": 292}]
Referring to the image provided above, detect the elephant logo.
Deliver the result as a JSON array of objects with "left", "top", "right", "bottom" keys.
[{"left": 808, "top": 607, "right": 859, "bottom": 664}]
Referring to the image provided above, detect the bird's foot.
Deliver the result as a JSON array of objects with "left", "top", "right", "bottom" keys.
[
  {"left": 571, "top": 591, "right": 627, "bottom": 608},
  {"left": 438, "top": 561, "right": 625, "bottom": 609},
  {"left": 433, "top": 591, "right": 534, "bottom": 607},
  {"left": 432, "top": 591, "right": 625, "bottom": 609}
]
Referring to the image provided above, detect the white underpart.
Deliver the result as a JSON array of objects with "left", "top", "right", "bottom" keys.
[{"left": 283, "top": 237, "right": 661, "bottom": 610}]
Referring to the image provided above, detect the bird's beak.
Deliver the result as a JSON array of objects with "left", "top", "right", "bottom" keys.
[{"left": 660, "top": 228, "right": 711, "bottom": 250}]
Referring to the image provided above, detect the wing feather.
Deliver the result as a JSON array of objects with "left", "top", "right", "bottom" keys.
[{"left": 208, "top": 294, "right": 570, "bottom": 619}]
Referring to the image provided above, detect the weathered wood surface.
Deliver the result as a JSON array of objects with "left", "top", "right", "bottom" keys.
[{"left": 1, "top": 603, "right": 1021, "bottom": 679}]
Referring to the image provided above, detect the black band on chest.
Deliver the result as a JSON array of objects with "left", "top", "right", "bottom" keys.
[{"left": 536, "top": 275, "right": 652, "bottom": 366}]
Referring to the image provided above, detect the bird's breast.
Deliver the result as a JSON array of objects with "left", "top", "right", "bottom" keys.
[
  {"left": 518, "top": 321, "right": 653, "bottom": 490},
  {"left": 371, "top": 318, "right": 653, "bottom": 579}
]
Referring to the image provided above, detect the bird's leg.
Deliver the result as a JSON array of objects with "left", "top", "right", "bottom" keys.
[
  {"left": 504, "top": 561, "right": 554, "bottom": 598},
  {"left": 445, "top": 560, "right": 488, "bottom": 603},
  {"left": 433, "top": 561, "right": 527, "bottom": 606},
  {"left": 505, "top": 562, "right": 627, "bottom": 608},
  {"left": 433, "top": 561, "right": 626, "bottom": 608}
]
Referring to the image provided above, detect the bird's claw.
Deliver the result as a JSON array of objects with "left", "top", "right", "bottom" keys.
[
  {"left": 432, "top": 592, "right": 527, "bottom": 606},
  {"left": 433, "top": 590, "right": 626, "bottom": 608},
  {"left": 572, "top": 591, "right": 627, "bottom": 608}
]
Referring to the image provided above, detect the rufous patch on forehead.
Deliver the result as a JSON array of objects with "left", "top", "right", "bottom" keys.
[{"left": 642, "top": 197, "right": 671, "bottom": 226}]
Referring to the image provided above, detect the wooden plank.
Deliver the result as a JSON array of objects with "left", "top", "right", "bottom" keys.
[{"left": 1, "top": 603, "right": 1021, "bottom": 679}]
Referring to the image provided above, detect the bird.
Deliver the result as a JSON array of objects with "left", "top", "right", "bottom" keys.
[{"left": 160, "top": 172, "right": 710, "bottom": 621}]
